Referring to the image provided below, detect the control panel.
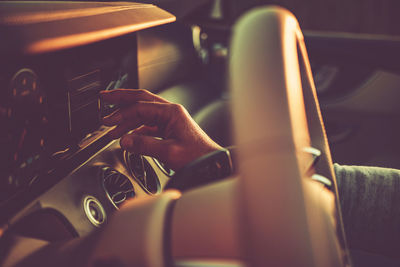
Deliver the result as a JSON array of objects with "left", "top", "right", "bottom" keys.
[{"left": 0, "top": 33, "right": 138, "bottom": 208}]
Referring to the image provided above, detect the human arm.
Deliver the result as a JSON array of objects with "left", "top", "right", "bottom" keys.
[
  {"left": 334, "top": 163, "right": 400, "bottom": 258},
  {"left": 100, "top": 89, "right": 223, "bottom": 171}
]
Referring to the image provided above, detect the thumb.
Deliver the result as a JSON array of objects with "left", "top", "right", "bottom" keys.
[{"left": 120, "top": 133, "right": 171, "bottom": 162}]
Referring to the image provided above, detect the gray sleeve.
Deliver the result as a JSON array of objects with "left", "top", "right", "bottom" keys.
[{"left": 334, "top": 163, "right": 400, "bottom": 257}]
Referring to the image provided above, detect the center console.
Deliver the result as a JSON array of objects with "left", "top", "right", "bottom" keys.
[{"left": 0, "top": 1, "right": 176, "bottom": 244}]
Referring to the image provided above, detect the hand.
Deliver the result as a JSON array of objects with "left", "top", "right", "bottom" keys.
[{"left": 100, "top": 89, "right": 222, "bottom": 171}]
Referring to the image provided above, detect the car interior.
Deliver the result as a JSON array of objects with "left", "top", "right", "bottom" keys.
[{"left": 1, "top": 0, "right": 400, "bottom": 266}]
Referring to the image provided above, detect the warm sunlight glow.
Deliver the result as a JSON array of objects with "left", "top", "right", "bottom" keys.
[{"left": 27, "top": 17, "right": 175, "bottom": 54}]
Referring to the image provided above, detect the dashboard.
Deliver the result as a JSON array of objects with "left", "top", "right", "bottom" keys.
[
  {"left": 1, "top": 1, "right": 400, "bottom": 266},
  {"left": 0, "top": 1, "right": 177, "bottom": 250},
  {"left": 0, "top": 33, "right": 138, "bottom": 201}
]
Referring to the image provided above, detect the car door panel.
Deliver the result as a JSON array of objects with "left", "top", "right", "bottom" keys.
[{"left": 305, "top": 33, "right": 400, "bottom": 168}]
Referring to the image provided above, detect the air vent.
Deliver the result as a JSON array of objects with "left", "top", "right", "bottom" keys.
[
  {"left": 153, "top": 158, "right": 175, "bottom": 177},
  {"left": 124, "top": 152, "right": 160, "bottom": 194},
  {"left": 100, "top": 167, "right": 135, "bottom": 208}
]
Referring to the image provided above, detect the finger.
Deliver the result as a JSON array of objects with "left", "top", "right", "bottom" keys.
[
  {"left": 103, "top": 102, "right": 184, "bottom": 131},
  {"left": 132, "top": 125, "right": 160, "bottom": 137},
  {"left": 108, "top": 124, "right": 159, "bottom": 140},
  {"left": 103, "top": 109, "right": 123, "bottom": 126},
  {"left": 108, "top": 122, "right": 136, "bottom": 139},
  {"left": 100, "top": 89, "right": 170, "bottom": 105},
  {"left": 120, "top": 133, "right": 171, "bottom": 161}
]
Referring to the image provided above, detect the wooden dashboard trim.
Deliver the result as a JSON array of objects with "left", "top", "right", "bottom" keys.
[
  {"left": 0, "top": 4, "right": 157, "bottom": 25},
  {"left": 0, "top": 1, "right": 176, "bottom": 55},
  {"left": 27, "top": 16, "right": 175, "bottom": 54}
]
